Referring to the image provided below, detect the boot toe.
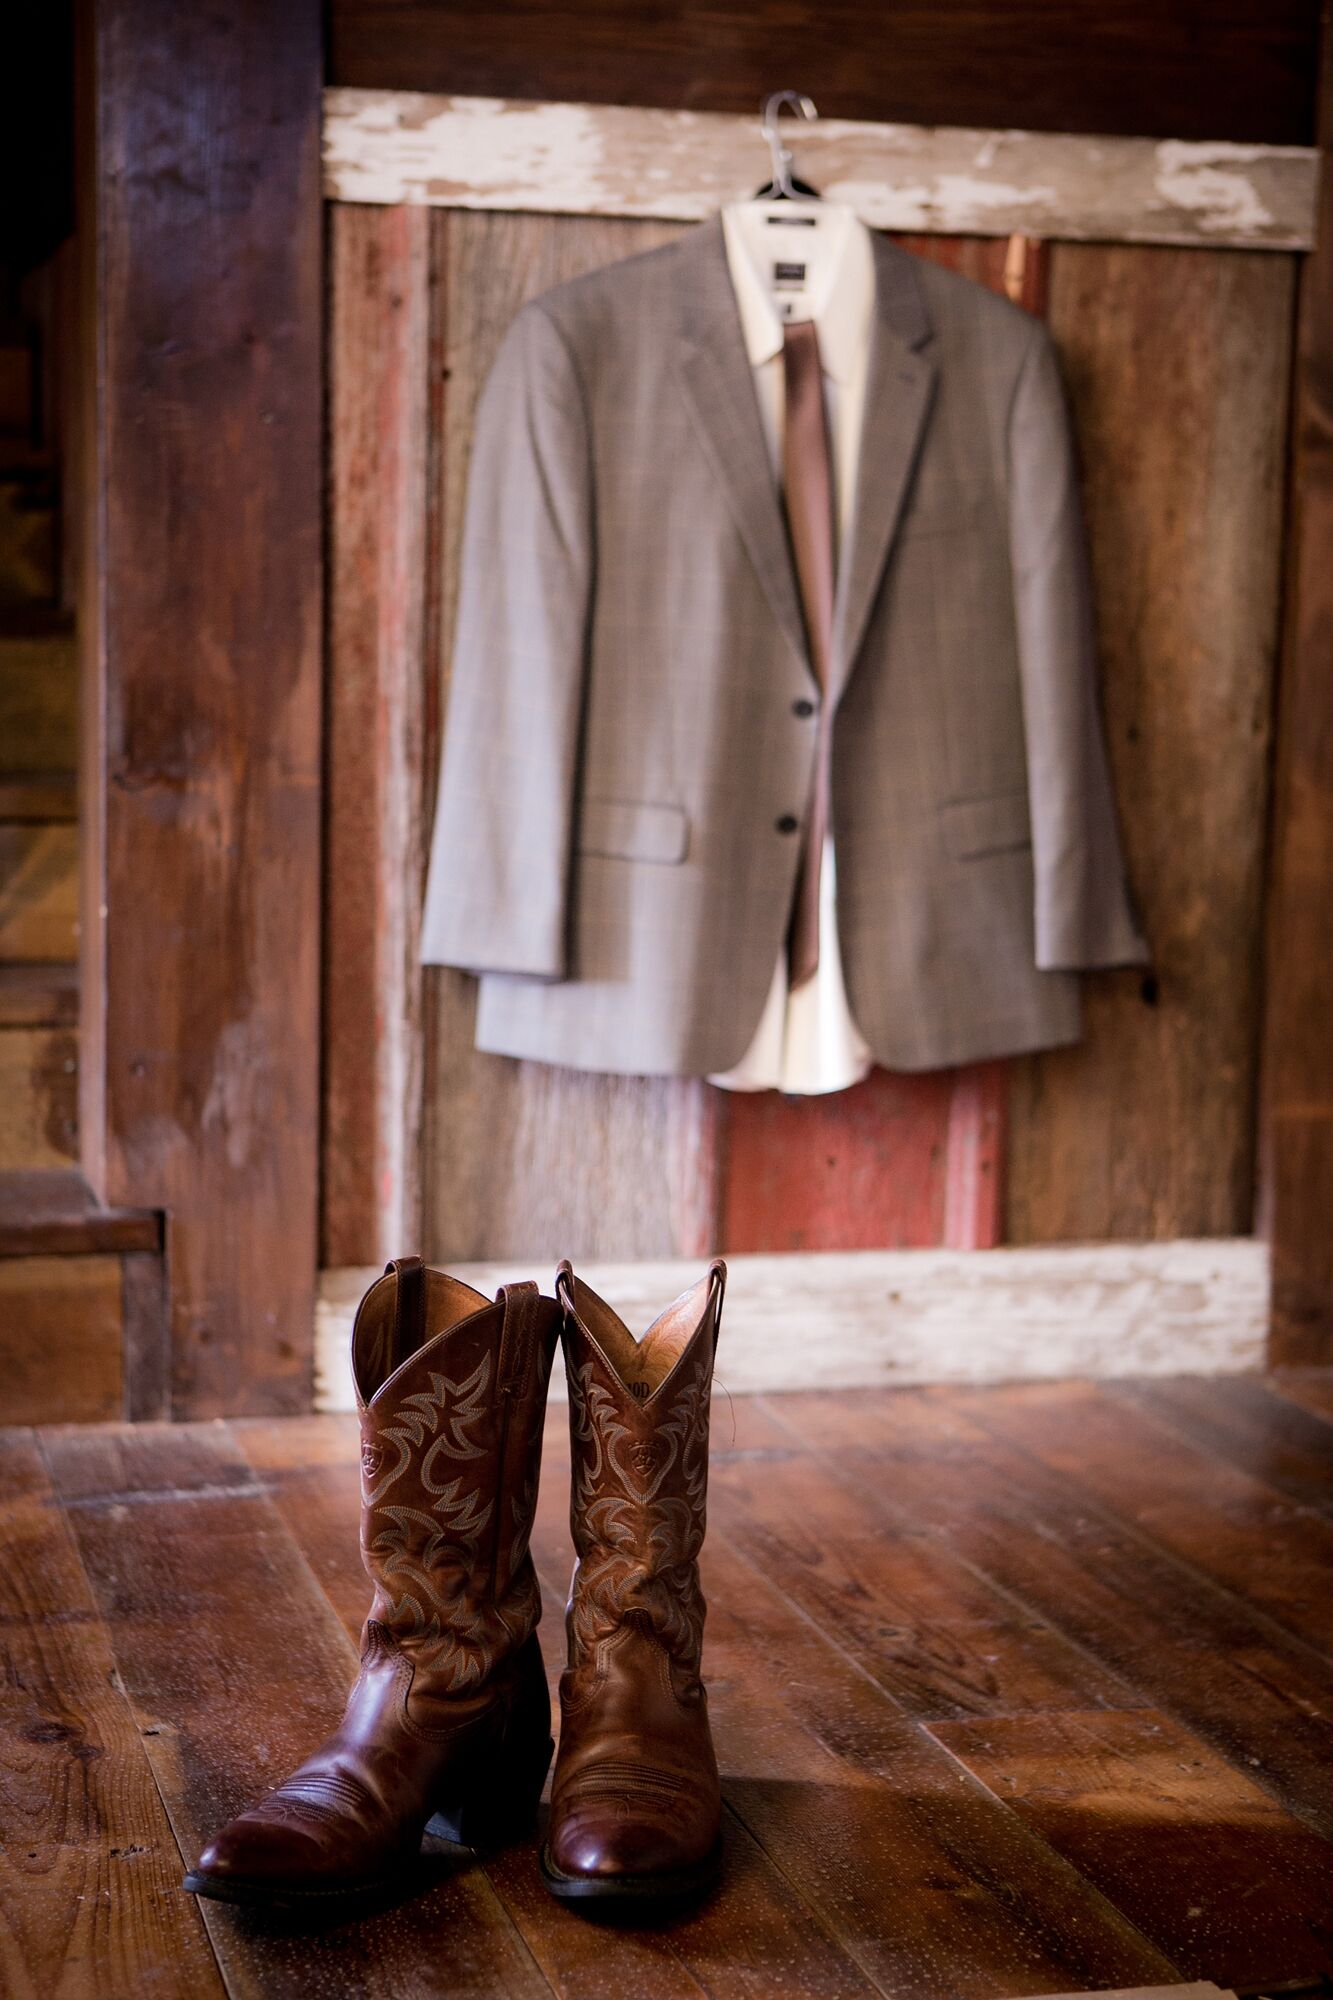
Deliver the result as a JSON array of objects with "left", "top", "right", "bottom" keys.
[
  {"left": 191, "top": 1812, "right": 332, "bottom": 1892},
  {"left": 550, "top": 1805, "right": 705, "bottom": 1884}
]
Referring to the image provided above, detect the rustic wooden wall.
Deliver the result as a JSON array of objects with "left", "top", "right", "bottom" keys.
[
  {"left": 82, "top": 0, "right": 324, "bottom": 1415},
  {"left": 325, "top": 206, "right": 1297, "bottom": 1264},
  {"left": 1006, "top": 244, "right": 1296, "bottom": 1241},
  {"left": 328, "top": 0, "right": 1320, "bottom": 146}
]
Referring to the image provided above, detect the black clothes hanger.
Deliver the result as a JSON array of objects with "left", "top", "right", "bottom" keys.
[{"left": 752, "top": 90, "right": 822, "bottom": 201}]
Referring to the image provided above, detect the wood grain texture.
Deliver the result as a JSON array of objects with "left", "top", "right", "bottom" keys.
[
  {"left": 1270, "top": 1369, "right": 1333, "bottom": 1425},
  {"left": 1261, "top": 30, "right": 1333, "bottom": 1366},
  {"left": 88, "top": 0, "right": 323, "bottom": 1414},
  {"left": 1111, "top": 1371, "right": 1333, "bottom": 1517},
  {"left": 928, "top": 1707, "right": 1333, "bottom": 1989},
  {"left": 0, "top": 1026, "right": 77, "bottom": 1168},
  {"left": 0, "top": 962, "right": 78, "bottom": 1028},
  {"left": 770, "top": 1387, "right": 1333, "bottom": 1844},
  {"left": 325, "top": 6, "right": 1321, "bottom": 149},
  {"left": 0, "top": 1430, "right": 223, "bottom": 1997},
  {"left": 44, "top": 1420, "right": 552, "bottom": 2000},
  {"left": 534, "top": 1410, "right": 1181, "bottom": 2000},
  {"left": 0, "top": 824, "right": 77, "bottom": 961},
  {"left": 0, "top": 1258, "right": 122, "bottom": 1423},
  {"left": 0, "top": 627, "right": 77, "bottom": 772},
  {"left": 956, "top": 1378, "right": 1333, "bottom": 1663},
  {"left": 323, "top": 91, "right": 1318, "bottom": 248},
  {"left": 1006, "top": 243, "right": 1296, "bottom": 1244},
  {"left": 425, "top": 209, "right": 716, "bottom": 1265},
  {"left": 0, "top": 1168, "right": 159, "bottom": 1257},
  {"left": 324, "top": 200, "right": 432, "bottom": 1267}
]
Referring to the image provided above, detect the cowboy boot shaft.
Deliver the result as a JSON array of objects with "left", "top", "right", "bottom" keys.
[
  {"left": 563, "top": 1292, "right": 715, "bottom": 1692},
  {"left": 546, "top": 1262, "right": 726, "bottom": 1903},
  {"left": 360, "top": 1271, "right": 556, "bottom": 1699},
  {"left": 187, "top": 1260, "right": 561, "bottom": 1908}
]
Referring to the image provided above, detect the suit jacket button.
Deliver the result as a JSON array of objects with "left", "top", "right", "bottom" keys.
[
  {"left": 776, "top": 813, "right": 799, "bottom": 835},
  {"left": 792, "top": 698, "right": 815, "bottom": 718}
]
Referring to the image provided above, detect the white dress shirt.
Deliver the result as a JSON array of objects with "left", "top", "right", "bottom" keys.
[{"left": 709, "top": 200, "right": 875, "bottom": 1096}]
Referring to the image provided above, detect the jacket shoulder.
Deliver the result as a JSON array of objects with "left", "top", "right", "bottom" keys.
[
  {"left": 516, "top": 233, "right": 692, "bottom": 346},
  {"left": 909, "top": 251, "right": 1047, "bottom": 363}
]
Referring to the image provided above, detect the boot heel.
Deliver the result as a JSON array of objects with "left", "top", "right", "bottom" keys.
[{"left": 430, "top": 1728, "right": 554, "bottom": 1850}]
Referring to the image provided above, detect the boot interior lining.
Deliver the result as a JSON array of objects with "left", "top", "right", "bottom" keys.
[
  {"left": 353, "top": 1266, "right": 491, "bottom": 1402},
  {"left": 568, "top": 1273, "right": 711, "bottom": 1395}
]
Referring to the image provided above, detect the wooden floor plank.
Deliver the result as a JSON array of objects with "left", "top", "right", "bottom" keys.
[
  {"left": 1113, "top": 1372, "right": 1333, "bottom": 1517},
  {"left": 1268, "top": 1368, "right": 1333, "bottom": 1426},
  {"left": 766, "top": 1389, "right": 1333, "bottom": 1848},
  {"left": 951, "top": 1380, "right": 1333, "bottom": 1661},
  {"left": 237, "top": 1413, "right": 885, "bottom": 2000},
  {"left": 550, "top": 1413, "right": 1179, "bottom": 1999},
  {"left": 709, "top": 1400, "right": 1136, "bottom": 1721},
  {"left": 41, "top": 1422, "right": 554, "bottom": 2000},
  {"left": 0, "top": 1428, "right": 223, "bottom": 2000},
  {"left": 927, "top": 1708, "right": 1333, "bottom": 1990}
]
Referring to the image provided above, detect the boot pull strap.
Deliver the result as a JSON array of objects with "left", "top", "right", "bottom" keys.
[
  {"left": 555, "top": 1258, "right": 577, "bottom": 1319},
  {"left": 706, "top": 1258, "right": 727, "bottom": 1348},
  {"left": 384, "top": 1255, "right": 425, "bottom": 1367},
  {"left": 495, "top": 1278, "right": 541, "bottom": 1391}
]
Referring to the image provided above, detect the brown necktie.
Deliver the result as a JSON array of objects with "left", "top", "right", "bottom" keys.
[{"left": 781, "top": 319, "right": 836, "bottom": 989}]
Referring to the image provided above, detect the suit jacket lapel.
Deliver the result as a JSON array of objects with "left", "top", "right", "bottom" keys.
[
  {"left": 832, "top": 234, "right": 937, "bottom": 700},
  {"left": 675, "top": 221, "right": 812, "bottom": 677}
]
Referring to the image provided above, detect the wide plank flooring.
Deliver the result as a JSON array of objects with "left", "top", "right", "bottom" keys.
[{"left": 4, "top": 1372, "right": 1333, "bottom": 1998}]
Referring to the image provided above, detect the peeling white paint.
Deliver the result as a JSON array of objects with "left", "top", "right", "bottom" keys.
[{"left": 324, "top": 89, "right": 1318, "bottom": 250}]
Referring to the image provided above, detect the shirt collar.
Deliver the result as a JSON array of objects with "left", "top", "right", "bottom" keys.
[{"left": 721, "top": 201, "right": 874, "bottom": 385}]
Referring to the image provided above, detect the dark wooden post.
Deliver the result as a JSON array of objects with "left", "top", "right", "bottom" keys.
[
  {"left": 80, "top": 0, "right": 323, "bottom": 1413},
  {"left": 1260, "top": 19, "right": 1333, "bottom": 1366}
]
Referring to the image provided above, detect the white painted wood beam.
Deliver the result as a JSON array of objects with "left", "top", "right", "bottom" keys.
[{"left": 323, "top": 89, "right": 1316, "bottom": 251}]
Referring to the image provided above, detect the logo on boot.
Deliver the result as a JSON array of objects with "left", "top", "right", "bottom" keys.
[
  {"left": 629, "top": 1438, "right": 665, "bottom": 1481},
  {"left": 360, "top": 1440, "right": 385, "bottom": 1483}
]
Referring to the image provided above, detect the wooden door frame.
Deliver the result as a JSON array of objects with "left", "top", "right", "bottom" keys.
[{"left": 74, "top": 28, "right": 1333, "bottom": 1417}]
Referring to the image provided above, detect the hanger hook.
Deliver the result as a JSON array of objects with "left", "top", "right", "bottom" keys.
[{"left": 760, "top": 89, "right": 818, "bottom": 199}]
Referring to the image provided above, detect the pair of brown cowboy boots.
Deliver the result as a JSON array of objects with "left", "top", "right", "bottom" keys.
[{"left": 184, "top": 1256, "right": 726, "bottom": 1915}]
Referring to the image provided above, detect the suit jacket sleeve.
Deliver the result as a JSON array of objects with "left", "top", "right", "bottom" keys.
[
  {"left": 420, "top": 302, "right": 593, "bottom": 978},
  {"left": 1007, "top": 326, "right": 1149, "bottom": 972}
]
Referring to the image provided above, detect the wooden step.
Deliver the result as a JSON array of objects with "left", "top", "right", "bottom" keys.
[
  {"left": 0, "top": 962, "right": 77, "bottom": 1027},
  {"left": 0, "top": 822, "right": 77, "bottom": 961},
  {"left": 0, "top": 1170, "right": 160, "bottom": 1258},
  {"left": 0, "top": 475, "right": 57, "bottom": 608},
  {"left": 0, "top": 1026, "right": 77, "bottom": 1168},
  {"left": 0, "top": 620, "right": 76, "bottom": 771},
  {"left": 0, "top": 773, "right": 75, "bottom": 820}
]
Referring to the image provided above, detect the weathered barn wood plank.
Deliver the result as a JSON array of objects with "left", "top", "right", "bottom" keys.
[
  {"left": 1261, "top": 33, "right": 1333, "bottom": 1366},
  {"left": 87, "top": 0, "right": 323, "bottom": 1415},
  {"left": 316, "top": 1240, "right": 1267, "bottom": 1407},
  {"left": 769, "top": 1388, "right": 1333, "bottom": 1842},
  {"left": 1111, "top": 1372, "right": 1333, "bottom": 1518},
  {"left": 955, "top": 1378, "right": 1333, "bottom": 1662},
  {"left": 0, "top": 627, "right": 76, "bottom": 772},
  {"left": 323, "top": 92, "right": 1318, "bottom": 249},
  {"left": 0, "top": 1430, "right": 223, "bottom": 1997},
  {"left": 0, "top": 824, "right": 77, "bottom": 961},
  {"left": 324, "top": 201, "right": 433, "bottom": 1267},
  {"left": 534, "top": 1412, "right": 1182, "bottom": 2000},
  {"left": 0, "top": 1257, "right": 122, "bottom": 1422},
  {"left": 425, "top": 209, "right": 717, "bottom": 1264},
  {"left": 44, "top": 1421, "right": 555, "bottom": 2000},
  {"left": 928, "top": 1708, "right": 1333, "bottom": 1989},
  {"left": 326, "top": 0, "right": 1321, "bottom": 151},
  {"left": 1006, "top": 244, "right": 1296, "bottom": 1243},
  {"left": 0, "top": 1026, "right": 77, "bottom": 1169}
]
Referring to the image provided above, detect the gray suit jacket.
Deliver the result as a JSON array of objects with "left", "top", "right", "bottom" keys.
[{"left": 421, "top": 219, "right": 1147, "bottom": 1075}]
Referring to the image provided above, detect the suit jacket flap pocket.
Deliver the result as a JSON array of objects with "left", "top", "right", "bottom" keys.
[
  {"left": 578, "top": 798, "right": 689, "bottom": 865},
  {"left": 943, "top": 792, "right": 1032, "bottom": 859}
]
